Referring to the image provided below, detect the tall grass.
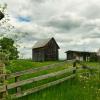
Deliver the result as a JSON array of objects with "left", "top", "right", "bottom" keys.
[{"left": 16, "top": 74, "right": 100, "bottom": 100}]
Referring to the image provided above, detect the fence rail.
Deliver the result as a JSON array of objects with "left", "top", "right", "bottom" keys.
[
  {"left": 1, "top": 61, "right": 69, "bottom": 79},
  {"left": 11, "top": 74, "right": 75, "bottom": 99}
]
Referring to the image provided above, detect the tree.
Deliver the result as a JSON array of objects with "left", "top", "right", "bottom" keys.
[
  {"left": 0, "top": 3, "right": 6, "bottom": 20},
  {"left": 0, "top": 37, "right": 19, "bottom": 60},
  {"left": 0, "top": 3, "right": 14, "bottom": 37},
  {"left": 0, "top": 10, "right": 4, "bottom": 20}
]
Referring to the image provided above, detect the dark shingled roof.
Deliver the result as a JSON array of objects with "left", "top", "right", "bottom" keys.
[
  {"left": 65, "top": 50, "right": 96, "bottom": 54},
  {"left": 32, "top": 38, "right": 52, "bottom": 49}
]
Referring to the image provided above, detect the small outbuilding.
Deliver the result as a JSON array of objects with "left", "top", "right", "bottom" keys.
[
  {"left": 65, "top": 50, "right": 96, "bottom": 61},
  {"left": 32, "top": 37, "right": 60, "bottom": 61},
  {"left": 97, "top": 48, "right": 100, "bottom": 61}
]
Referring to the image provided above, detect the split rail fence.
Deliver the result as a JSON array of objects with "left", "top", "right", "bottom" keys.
[{"left": 0, "top": 61, "right": 93, "bottom": 99}]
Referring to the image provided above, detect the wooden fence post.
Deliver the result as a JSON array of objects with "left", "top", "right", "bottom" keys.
[
  {"left": 73, "top": 60, "right": 77, "bottom": 74},
  {"left": 15, "top": 76, "right": 21, "bottom": 93},
  {"left": 2, "top": 75, "right": 8, "bottom": 98},
  {"left": 0, "top": 62, "right": 8, "bottom": 99}
]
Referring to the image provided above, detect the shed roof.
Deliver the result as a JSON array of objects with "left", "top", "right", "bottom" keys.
[
  {"left": 32, "top": 37, "right": 59, "bottom": 49},
  {"left": 33, "top": 38, "right": 51, "bottom": 49},
  {"left": 65, "top": 50, "right": 96, "bottom": 54}
]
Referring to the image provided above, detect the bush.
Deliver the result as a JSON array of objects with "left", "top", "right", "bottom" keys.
[
  {"left": 0, "top": 52, "right": 9, "bottom": 65},
  {"left": 0, "top": 37, "right": 19, "bottom": 60}
]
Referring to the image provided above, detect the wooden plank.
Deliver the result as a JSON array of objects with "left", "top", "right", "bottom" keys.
[
  {"left": 7, "top": 67, "right": 75, "bottom": 90},
  {"left": 15, "top": 76, "right": 21, "bottom": 93},
  {"left": 0, "top": 85, "right": 6, "bottom": 93},
  {"left": 0, "top": 74, "right": 6, "bottom": 78},
  {"left": 7, "top": 61, "right": 68, "bottom": 79},
  {"left": 0, "top": 98, "right": 7, "bottom": 100},
  {"left": 11, "top": 74, "right": 75, "bottom": 99}
]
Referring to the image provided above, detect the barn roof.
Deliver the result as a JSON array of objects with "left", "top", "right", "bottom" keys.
[{"left": 32, "top": 37, "right": 59, "bottom": 49}]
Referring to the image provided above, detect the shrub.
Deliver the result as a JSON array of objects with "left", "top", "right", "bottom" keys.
[{"left": 0, "top": 52, "right": 9, "bottom": 65}]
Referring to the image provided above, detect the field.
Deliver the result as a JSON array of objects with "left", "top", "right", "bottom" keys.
[{"left": 5, "top": 60, "right": 100, "bottom": 100}]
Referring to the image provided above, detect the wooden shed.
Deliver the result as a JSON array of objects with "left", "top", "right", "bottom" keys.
[
  {"left": 65, "top": 50, "right": 96, "bottom": 61},
  {"left": 32, "top": 37, "right": 60, "bottom": 61},
  {"left": 97, "top": 49, "right": 100, "bottom": 61}
]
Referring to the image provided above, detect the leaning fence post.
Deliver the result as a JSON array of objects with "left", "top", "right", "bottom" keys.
[{"left": 15, "top": 76, "right": 21, "bottom": 93}]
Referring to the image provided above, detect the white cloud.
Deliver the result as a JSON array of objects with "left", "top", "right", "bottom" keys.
[{"left": 0, "top": 0, "right": 100, "bottom": 59}]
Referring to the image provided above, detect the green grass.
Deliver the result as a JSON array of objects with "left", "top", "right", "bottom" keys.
[
  {"left": 6, "top": 60, "right": 72, "bottom": 95},
  {"left": 4, "top": 60, "right": 100, "bottom": 100},
  {"left": 16, "top": 74, "right": 100, "bottom": 100},
  {"left": 7, "top": 59, "right": 60, "bottom": 72},
  {"left": 6, "top": 60, "right": 71, "bottom": 84}
]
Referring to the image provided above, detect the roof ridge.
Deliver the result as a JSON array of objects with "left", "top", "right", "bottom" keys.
[{"left": 32, "top": 38, "right": 52, "bottom": 49}]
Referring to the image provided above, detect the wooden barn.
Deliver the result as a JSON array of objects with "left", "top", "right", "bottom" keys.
[
  {"left": 32, "top": 37, "right": 60, "bottom": 61},
  {"left": 65, "top": 50, "right": 96, "bottom": 61}
]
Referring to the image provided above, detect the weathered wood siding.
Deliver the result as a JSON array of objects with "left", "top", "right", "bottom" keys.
[
  {"left": 44, "top": 39, "right": 58, "bottom": 61},
  {"left": 32, "top": 48, "right": 45, "bottom": 61},
  {"left": 66, "top": 51, "right": 96, "bottom": 61}
]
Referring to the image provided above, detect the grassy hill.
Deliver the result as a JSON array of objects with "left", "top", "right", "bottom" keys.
[{"left": 7, "top": 60, "right": 60, "bottom": 72}]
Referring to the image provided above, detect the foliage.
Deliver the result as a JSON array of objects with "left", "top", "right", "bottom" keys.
[
  {"left": 0, "top": 52, "right": 9, "bottom": 65},
  {"left": 0, "top": 3, "right": 15, "bottom": 39},
  {"left": 0, "top": 37, "right": 19, "bottom": 60},
  {"left": 0, "top": 4, "right": 6, "bottom": 20}
]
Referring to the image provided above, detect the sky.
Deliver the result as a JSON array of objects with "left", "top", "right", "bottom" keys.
[{"left": 0, "top": 0, "right": 100, "bottom": 59}]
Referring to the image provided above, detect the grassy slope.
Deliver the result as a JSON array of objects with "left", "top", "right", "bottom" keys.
[
  {"left": 6, "top": 60, "right": 100, "bottom": 100},
  {"left": 7, "top": 60, "right": 60, "bottom": 72}
]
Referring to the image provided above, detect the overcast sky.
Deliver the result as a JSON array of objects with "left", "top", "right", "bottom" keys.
[{"left": 0, "top": 0, "right": 100, "bottom": 59}]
